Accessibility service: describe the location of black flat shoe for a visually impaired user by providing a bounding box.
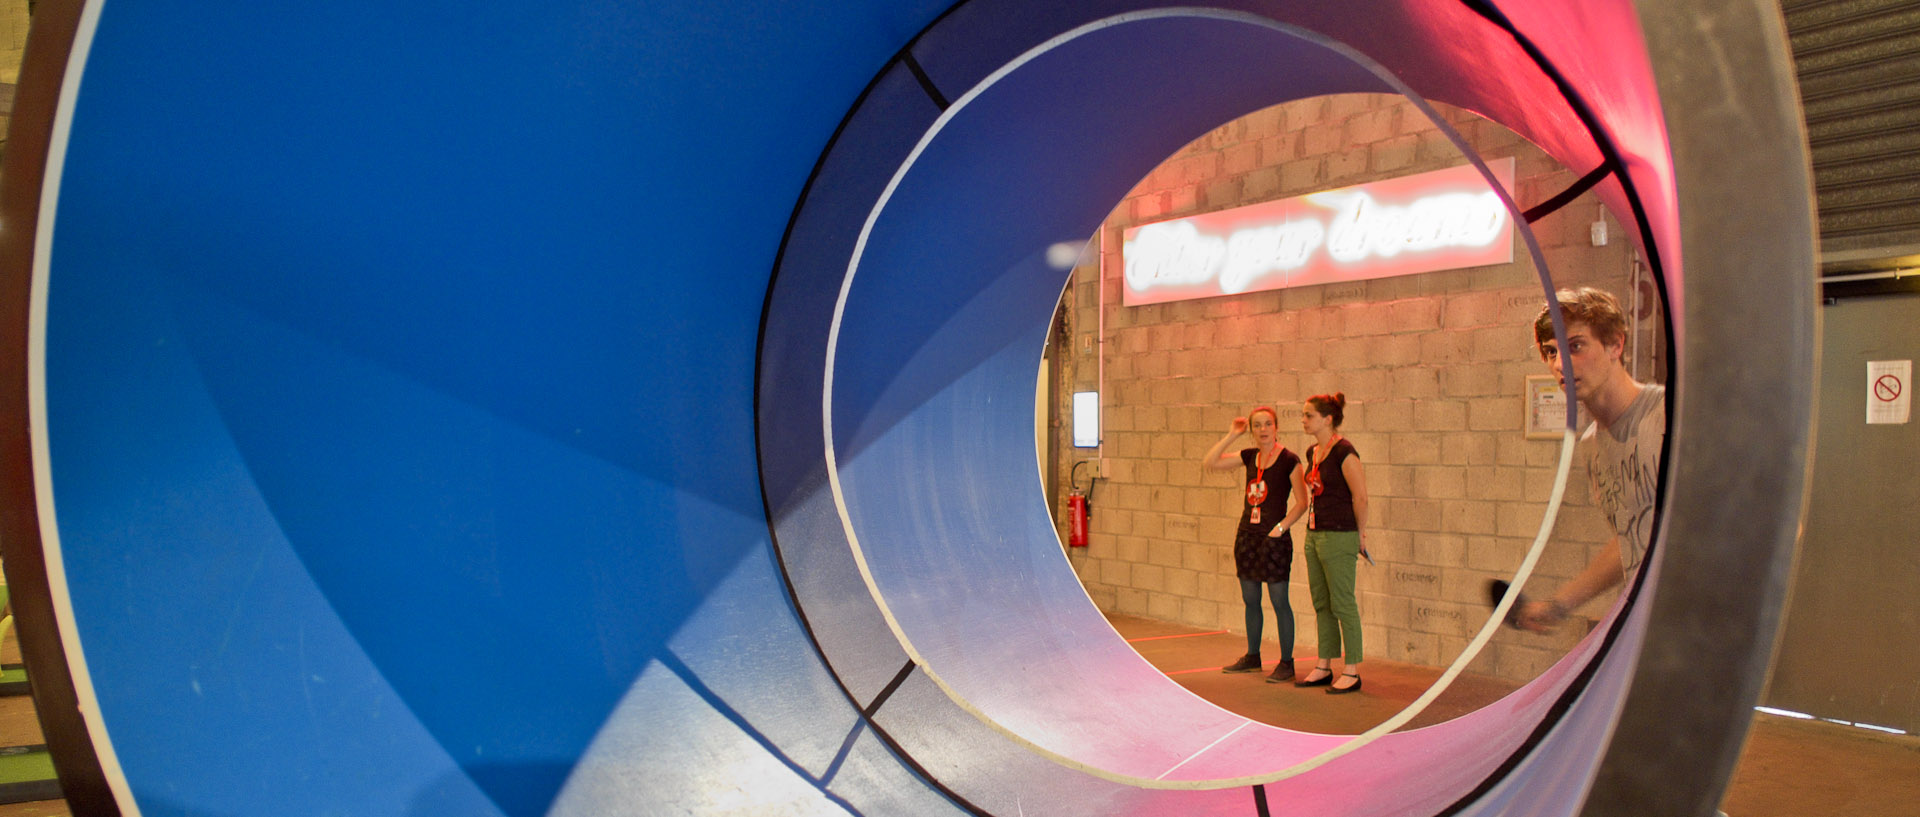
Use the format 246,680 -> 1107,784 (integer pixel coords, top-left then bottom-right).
1327,674 -> 1362,695
1222,654 -> 1263,673
1294,669 -> 1334,687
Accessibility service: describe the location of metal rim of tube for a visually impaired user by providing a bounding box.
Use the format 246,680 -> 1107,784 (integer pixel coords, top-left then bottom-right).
1587,2 -> 1818,815
0,0 -> 122,812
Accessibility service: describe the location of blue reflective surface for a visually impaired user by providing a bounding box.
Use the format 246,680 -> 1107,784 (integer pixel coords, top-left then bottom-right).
51,1 -> 950,813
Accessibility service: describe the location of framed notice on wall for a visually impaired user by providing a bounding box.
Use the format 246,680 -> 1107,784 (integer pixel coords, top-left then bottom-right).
1524,375 -> 1576,439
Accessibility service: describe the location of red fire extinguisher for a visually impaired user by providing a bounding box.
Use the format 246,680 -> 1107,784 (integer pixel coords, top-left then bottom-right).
1068,460 -> 1096,547
1068,493 -> 1089,547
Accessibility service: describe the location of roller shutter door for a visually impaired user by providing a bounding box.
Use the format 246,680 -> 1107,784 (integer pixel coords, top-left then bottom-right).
1784,0 -> 1920,292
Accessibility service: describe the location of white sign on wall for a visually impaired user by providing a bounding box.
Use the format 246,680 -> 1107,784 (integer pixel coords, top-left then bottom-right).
1121,158 -> 1516,306
1868,360 -> 1910,425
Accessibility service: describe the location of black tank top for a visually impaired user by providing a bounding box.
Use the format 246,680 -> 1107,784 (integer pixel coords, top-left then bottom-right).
1305,439 -> 1359,531
1239,447 -> 1298,531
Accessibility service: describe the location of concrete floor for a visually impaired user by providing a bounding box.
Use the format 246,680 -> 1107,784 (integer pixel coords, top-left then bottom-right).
1107,612 -> 1920,816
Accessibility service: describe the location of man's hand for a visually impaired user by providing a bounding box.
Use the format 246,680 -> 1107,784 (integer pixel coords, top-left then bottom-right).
1514,599 -> 1570,633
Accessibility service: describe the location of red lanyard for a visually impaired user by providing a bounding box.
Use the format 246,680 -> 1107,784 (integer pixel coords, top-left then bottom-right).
1247,446 -> 1277,506
1305,437 -> 1337,529
1306,436 -> 1341,496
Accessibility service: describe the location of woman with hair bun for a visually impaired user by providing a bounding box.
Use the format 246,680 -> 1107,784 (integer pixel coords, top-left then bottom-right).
1285,392 -> 1371,694
1201,406 -> 1307,682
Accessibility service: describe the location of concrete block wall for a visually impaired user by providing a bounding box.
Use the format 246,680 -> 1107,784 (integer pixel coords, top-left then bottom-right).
1052,94 -> 1666,685
0,0 -> 28,171
0,0 -> 24,85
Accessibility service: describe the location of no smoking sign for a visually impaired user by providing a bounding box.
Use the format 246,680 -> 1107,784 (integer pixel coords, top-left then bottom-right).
1875,374 -> 1902,402
1868,360 -> 1911,425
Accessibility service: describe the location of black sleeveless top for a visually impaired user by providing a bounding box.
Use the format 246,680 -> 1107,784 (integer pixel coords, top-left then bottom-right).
1305,439 -> 1359,531
1239,447 -> 1299,531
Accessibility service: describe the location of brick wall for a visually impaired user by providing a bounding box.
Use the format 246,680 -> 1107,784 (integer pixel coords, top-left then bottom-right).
0,0 -> 28,169
1051,94 -> 1665,684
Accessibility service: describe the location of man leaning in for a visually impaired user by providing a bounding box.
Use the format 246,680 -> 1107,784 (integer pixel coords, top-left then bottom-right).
1516,287 -> 1665,631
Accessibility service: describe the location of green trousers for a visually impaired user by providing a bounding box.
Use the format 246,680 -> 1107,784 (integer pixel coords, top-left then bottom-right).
1305,529 -> 1362,663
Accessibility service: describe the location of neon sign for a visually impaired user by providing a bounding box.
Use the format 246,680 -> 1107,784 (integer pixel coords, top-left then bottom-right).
1122,158 -> 1515,306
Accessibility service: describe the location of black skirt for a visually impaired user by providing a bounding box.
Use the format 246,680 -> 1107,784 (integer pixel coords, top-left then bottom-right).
1233,527 -> 1293,583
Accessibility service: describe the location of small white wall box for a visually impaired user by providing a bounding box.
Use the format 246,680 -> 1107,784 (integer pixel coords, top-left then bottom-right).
1072,392 -> 1100,448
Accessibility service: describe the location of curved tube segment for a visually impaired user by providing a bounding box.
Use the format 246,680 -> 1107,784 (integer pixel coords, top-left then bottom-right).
0,0 -> 1812,815
768,6 -> 1640,813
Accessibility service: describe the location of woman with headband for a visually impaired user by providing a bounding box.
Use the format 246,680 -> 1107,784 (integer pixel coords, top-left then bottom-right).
1202,406 -> 1307,683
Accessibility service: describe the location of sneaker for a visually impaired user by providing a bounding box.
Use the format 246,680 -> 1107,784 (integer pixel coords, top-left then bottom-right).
1222,654 -> 1263,673
1265,659 -> 1295,683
